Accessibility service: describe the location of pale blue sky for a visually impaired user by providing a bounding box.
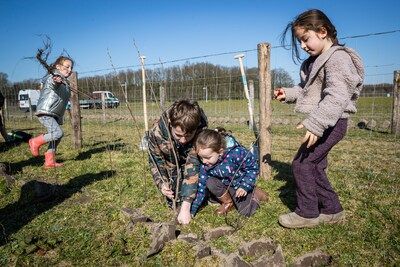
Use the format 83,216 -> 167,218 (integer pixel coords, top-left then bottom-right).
0,0 -> 399,84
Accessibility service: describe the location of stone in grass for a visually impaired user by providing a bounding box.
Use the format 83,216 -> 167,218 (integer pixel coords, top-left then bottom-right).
204,226 -> 235,241
366,119 -> 377,130
0,163 -> 15,187
292,250 -> 332,267
177,233 -> 198,243
238,238 -> 285,267
192,241 -> 212,259
380,120 -> 391,131
121,207 -> 152,224
252,244 -> 285,267
146,223 -> 177,257
223,253 -> 252,267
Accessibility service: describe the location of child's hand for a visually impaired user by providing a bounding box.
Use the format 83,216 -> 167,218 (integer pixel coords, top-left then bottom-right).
297,124 -> 319,148
274,88 -> 286,101
53,75 -> 63,84
235,188 -> 247,198
161,183 -> 174,199
177,201 -> 191,225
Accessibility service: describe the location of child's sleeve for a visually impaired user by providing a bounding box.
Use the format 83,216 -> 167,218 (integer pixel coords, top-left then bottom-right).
283,84 -> 302,103
283,61 -> 308,103
147,127 -> 171,191
236,147 -> 259,192
181,149 -> 201,202
190,165 -> 208,215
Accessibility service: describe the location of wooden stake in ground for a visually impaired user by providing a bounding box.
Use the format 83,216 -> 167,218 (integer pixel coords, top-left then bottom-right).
257,43 -> 272,180
235,53 -> 254,130
391,70 -> 400,136
69,72 -> 82,149
140,55 -> 148,132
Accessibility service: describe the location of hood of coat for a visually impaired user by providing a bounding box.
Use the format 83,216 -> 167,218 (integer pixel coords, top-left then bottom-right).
304,45 -> 364,92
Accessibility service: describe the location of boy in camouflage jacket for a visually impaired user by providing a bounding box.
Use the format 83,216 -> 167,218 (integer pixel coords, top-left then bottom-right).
147,99 -> 207,224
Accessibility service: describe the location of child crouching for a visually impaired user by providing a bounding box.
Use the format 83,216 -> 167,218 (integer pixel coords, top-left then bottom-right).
191,128 -> 268,217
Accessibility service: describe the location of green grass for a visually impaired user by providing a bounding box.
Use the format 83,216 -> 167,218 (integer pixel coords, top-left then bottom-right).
0,98 -> 399,265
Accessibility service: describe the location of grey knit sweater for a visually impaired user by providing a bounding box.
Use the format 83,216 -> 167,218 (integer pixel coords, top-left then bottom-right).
284,46 -> 364,137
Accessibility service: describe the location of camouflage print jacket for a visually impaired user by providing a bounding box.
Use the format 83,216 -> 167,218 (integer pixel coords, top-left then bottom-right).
147,107 -> 208,202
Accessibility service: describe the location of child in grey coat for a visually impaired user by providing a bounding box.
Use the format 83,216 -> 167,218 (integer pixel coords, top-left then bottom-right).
275,9 -> 364,229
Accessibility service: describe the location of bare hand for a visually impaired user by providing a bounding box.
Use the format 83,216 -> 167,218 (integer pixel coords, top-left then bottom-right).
274,88 -> 286,101
53,75 -> 63,84
177,201 -> 191,225
235,188 -> 247,198
296,124 -> 319,148
161,183 -> 174,199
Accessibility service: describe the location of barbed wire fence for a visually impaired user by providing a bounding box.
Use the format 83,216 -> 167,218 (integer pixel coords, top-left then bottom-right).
0,30 -> 399,180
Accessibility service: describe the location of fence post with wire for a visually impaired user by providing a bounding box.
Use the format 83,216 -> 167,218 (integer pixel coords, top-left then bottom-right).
391,70 -> 400,136
257,42 -> 272,180
69,71 -> 82,149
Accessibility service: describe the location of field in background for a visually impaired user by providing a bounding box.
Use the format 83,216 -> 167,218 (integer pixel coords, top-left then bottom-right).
0,98 -> 399,265
4,96 -> 394,126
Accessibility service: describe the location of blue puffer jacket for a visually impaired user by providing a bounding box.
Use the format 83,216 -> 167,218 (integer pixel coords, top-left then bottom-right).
36,70 -> 70,124
191,135 -> 259,215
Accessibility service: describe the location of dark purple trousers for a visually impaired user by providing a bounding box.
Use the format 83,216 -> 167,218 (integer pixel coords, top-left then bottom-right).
293,118 -> 347,218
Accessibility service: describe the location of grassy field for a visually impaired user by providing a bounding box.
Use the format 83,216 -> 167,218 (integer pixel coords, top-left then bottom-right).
0,98 -> 399,266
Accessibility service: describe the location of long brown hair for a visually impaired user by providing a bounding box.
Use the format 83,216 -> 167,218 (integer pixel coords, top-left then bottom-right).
281,9 -> 341,63
36,40 -> 74,75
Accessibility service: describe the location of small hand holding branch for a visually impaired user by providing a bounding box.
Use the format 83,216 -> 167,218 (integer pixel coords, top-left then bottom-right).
296,124 -> 319,148
161,183 -> 174,199
53,75 -> 63,84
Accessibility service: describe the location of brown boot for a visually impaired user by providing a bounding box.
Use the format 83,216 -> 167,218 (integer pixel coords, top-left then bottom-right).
216,191 -> 234,215
252,188 -> 269,203
44,151 -> 63,169
29,134 -> 46,157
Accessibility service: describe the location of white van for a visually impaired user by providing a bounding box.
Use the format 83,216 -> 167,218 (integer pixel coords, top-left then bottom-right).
18,89 -> 40,111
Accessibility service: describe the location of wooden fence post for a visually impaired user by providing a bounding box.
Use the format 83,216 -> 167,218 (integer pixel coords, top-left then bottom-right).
258,43 -> 272,180
391,70 -> 400,136
160,86 -> 165,110
69,72 -> 82,149
4,98 -> 8,121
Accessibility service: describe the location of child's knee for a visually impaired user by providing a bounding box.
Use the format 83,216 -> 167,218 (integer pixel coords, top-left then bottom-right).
54,129 -> 63,140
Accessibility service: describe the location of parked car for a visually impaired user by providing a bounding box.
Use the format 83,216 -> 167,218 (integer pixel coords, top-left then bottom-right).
18,89 -> 40,112
80,91 -> 120,109
67,91 -> 120,109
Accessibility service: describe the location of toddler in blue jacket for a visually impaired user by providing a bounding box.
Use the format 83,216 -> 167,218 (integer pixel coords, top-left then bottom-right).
191,128 -> 268,217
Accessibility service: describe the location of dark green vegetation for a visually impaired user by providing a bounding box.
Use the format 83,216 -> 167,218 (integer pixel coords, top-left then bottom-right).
0,98 -> 399,266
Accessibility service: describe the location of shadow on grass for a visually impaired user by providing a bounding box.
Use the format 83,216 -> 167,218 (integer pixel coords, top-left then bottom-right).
270,159 -> 297,211
8,157 -> 45,175
0,170 -> 116,246
75,142 -> 126,161
0,140 -> 27,153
